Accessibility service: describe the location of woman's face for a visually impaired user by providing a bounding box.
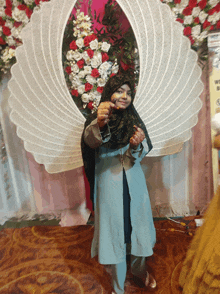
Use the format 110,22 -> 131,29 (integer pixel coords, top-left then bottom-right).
110,84 -> 132,110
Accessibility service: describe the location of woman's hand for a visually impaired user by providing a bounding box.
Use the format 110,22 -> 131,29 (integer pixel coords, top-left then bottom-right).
97,102 -> 117,129
130,125 -> 145,149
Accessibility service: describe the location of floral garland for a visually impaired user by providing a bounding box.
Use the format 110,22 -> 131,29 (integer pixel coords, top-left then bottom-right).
161,0 -> 220,47
0,0 -> 49,80
63,10 -> 119,112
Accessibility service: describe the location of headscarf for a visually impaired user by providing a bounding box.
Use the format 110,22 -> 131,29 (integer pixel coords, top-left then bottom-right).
81,74 -> 152,208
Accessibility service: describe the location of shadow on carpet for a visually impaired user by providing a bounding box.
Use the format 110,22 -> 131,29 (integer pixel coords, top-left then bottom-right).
0,220 -> 196,293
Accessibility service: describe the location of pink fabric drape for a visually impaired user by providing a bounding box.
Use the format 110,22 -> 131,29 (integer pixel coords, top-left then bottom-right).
192,62 -> 214,211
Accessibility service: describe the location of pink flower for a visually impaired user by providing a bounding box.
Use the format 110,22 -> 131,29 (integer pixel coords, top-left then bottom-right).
87,101 -> 94,110
85,83 -> 93,92
86,49 -> 94,58
183,26 -> 192,36
77,59 -> 85,69
71,89 -> 79,97
198,0 -> 207,10
69,40 -> 77,50
97,87 -> 103,93
3,26 -> 11,36
65,66 -> 72,74
102,52 -> 109,62
91,68 -> 100,78
0,37 -> 6,45
182,6 -> 193,16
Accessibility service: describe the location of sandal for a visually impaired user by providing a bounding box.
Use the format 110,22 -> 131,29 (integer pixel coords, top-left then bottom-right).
145,271 -> 157,289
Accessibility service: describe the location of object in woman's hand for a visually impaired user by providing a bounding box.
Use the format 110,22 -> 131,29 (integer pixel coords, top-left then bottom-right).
130,125 -> 145,148
97,101 -> 117,129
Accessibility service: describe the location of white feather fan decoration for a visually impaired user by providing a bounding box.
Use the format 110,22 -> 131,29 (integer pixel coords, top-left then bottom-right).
8,0 -> 203,173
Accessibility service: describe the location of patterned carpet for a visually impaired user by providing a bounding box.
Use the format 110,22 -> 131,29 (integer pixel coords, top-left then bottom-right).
0,219 -> 197,293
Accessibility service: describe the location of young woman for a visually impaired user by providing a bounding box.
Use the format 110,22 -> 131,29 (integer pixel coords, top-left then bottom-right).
81,74 -> 156,294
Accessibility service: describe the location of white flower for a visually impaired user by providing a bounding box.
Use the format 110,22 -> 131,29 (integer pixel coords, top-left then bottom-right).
197,30 -> 208,41
192,7 -> 201,18
13,0 -> 21,5
66,50 -> 75,61
78,70 -> 86,79
179,0 -> 189,8
92,91 -> 102,104
1,47 -> 15,63
5,20 -> 14,29
101,42 -> 111,52
184,15 -> 193,25
77,85 -> 85,95
76,38 -> 84,49
33,6 -> 40,13
208,12 -> 219,25
6,36 -> 17,46
199,11 -> 208,24
12,8 -> 29,24
90,39 -> 99,50
111,64 -> 119,74
209,0 -> 219,8
97,78 -> 106,87
72,51 -> 82,61
71,64 -> 79,74
86,75 -> 96,85
99,61 -> 112,75
91,53 -> 102,68
71,76 -> 82,88
24,0 -> 35,4
11,26 -> 23,40
82,51 -> 91,65
81,93 -> 91,103
0,7 -> 5,17
84,66 -> 92,75
0,0 -> 5,6
192,25 -> 201,39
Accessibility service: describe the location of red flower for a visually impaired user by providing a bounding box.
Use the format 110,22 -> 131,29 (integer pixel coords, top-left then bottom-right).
120,61 -> 130,71
208,7 -> 217,15
183,26 -> 192,36
87,48 -> 94,58
188,0 -> 197,9
182,6 -> 193,16
17,4 -> 27,10
87,101 -> 94,110
203,19 -> 211,29
110,73 -> 116,78
3,26 -> 11,36
5,7 -> 12,17
0,17 -> 5,26
85,83 -> 93,92
217,20 -> 220,29
210,25 -> 215,30
65,66 -> 72,74
35,0 -> 40,4
0,37 -> 6,45
71,89 -> 79,97
176,18 -> 184,24
26,7 -> 32,18
102,52 -> 109,63
77,59 -> 85,69
194,17 -> 200,24
6,0 -> 12,8
91,68 -> 100,78
216,3 -> 220,12
174,0 -> 181,3
69,40 -> 77,50
97,87 -> 104,93
10,45 -> 16,49
188,35 -> 195,45
14,22 -> 22,28
84,34 -> 97,47
198,0 -> 207,10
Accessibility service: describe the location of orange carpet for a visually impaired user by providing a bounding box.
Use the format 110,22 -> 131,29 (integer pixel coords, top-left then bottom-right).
0,219 -> 197,293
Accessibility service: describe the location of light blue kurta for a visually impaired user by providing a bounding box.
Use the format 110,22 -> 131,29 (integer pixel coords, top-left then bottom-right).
84,119 -> 156,265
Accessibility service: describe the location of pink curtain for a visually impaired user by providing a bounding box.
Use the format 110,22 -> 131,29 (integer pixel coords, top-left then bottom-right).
192,62 -> 214,211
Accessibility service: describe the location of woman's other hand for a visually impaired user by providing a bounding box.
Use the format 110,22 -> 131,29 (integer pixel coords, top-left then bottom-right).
97,102 -> 117,129
130,125 -> 145,149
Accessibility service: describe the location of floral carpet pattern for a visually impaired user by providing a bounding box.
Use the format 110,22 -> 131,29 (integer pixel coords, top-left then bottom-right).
0,220 -> 196,293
